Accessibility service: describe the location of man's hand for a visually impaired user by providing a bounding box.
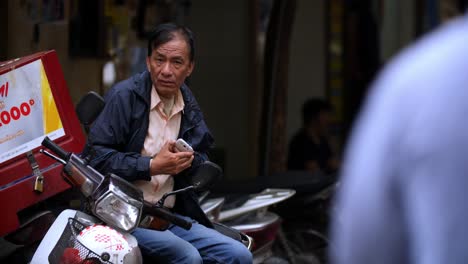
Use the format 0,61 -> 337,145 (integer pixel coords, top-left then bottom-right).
150,141 -> 194,175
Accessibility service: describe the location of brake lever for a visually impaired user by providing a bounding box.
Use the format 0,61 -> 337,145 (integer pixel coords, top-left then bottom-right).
40,149 -> 66,165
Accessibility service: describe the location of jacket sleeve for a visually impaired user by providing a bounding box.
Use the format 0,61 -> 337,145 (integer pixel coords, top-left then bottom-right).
182,109 -> 215,181
194,113 -> 214,161
87,89 -> 151,182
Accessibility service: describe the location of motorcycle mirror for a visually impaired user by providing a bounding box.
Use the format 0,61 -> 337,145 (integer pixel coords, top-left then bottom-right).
191,161 -> 222,191
76,91 -> 105,128
156,161 -> 222,207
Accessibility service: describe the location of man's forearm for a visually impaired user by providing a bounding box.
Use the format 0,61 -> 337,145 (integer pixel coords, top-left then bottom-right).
90,145 -> 152,181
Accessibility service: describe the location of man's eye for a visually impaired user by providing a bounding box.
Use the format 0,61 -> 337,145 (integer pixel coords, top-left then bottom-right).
173,61 -> 183,68
155,58 -> 164,64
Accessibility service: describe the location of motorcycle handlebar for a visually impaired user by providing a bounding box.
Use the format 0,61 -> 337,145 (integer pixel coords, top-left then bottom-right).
41,136 -> 70,161
144,203 -> 192,230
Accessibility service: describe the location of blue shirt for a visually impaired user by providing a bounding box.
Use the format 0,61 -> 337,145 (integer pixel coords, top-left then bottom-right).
331,15 -> 468,264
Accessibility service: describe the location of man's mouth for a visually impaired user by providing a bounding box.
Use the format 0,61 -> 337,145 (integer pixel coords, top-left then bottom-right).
159,80 -> 174,86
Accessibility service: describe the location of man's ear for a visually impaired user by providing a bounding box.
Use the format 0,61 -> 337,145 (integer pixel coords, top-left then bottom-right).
146,56 -> 151,71
186,61 -> 195,77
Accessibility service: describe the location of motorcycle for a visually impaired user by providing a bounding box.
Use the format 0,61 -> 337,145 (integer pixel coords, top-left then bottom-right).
31,135 -> 242,263
201,186 -> 296,264
202,170 -> 338,264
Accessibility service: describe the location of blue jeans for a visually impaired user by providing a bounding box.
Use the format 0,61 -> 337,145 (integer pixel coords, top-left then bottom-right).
132,215 -> 252,263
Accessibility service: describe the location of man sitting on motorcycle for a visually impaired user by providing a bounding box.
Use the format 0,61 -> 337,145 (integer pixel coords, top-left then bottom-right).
87,22 -> 252,263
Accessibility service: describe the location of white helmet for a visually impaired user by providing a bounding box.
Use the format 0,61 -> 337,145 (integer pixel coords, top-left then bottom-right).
73,224 -> 140,263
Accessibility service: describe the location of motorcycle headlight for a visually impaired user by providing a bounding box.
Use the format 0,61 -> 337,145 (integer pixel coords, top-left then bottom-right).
93,175 -> 143,233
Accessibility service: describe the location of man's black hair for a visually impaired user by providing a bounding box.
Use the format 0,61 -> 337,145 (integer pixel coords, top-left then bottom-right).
302,98 -> 332,125
147,23 -> 195,62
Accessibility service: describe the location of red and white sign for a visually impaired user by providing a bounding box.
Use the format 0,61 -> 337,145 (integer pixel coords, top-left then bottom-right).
0,59 -> 65,163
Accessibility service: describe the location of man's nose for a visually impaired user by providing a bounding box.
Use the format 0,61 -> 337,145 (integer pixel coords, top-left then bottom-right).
161,62 -> 172,76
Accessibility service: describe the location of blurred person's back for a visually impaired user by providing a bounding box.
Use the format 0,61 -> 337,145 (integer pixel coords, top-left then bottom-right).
331,15 -> 468,264
288,98 -> 339,175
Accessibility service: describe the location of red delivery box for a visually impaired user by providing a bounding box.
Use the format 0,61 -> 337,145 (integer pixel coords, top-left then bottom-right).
0,51 -> 85,236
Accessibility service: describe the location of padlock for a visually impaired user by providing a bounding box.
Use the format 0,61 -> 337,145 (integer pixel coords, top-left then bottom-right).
34,175 -> 44,193
27,151 -> 44,193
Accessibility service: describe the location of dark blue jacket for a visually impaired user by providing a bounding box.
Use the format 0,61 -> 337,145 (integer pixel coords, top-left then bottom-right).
88,71 -> 214,227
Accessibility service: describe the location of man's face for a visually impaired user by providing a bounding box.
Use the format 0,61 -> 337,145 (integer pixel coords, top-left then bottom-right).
307,111 -> 332,136
146,34 -> 194,98
317,111 -> 332,134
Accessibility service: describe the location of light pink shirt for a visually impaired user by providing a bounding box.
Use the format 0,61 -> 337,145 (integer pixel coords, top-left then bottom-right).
133,86 -> 184,207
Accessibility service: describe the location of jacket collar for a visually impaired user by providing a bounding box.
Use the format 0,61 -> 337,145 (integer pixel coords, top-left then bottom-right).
134,71 -> 152,107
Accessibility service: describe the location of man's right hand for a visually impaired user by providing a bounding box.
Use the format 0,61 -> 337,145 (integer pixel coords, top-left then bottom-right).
150,141 -> 194,175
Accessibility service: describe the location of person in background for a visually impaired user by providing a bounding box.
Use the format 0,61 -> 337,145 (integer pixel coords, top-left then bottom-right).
88,23 -> 252,263
288,98 -> 339,175
330,15 -> 468,264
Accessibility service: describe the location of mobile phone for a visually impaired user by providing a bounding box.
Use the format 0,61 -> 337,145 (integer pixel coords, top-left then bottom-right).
175,138 -> 194,153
